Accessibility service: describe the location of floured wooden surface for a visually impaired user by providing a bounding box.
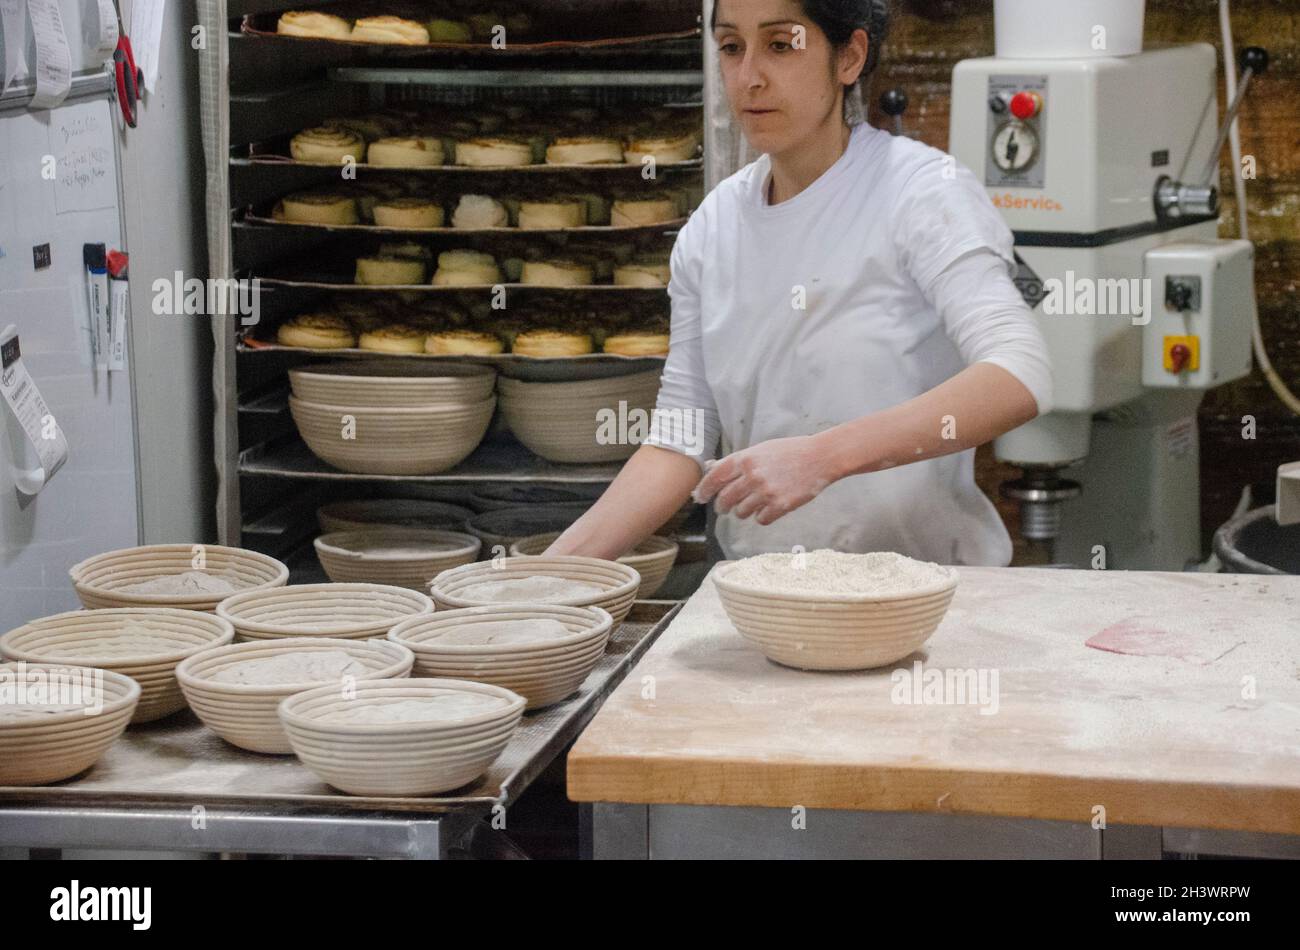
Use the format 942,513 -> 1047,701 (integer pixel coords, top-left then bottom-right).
568,566 -> 1300,834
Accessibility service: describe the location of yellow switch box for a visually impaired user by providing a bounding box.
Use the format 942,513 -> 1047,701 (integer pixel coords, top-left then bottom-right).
1163,335 -> 1201,373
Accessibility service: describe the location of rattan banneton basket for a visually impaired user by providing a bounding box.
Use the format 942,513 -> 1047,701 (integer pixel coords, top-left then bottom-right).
177,637 -> 415,753
510,532 -> 677,597
712,563 -> 959,671
496,371 -> 660,463
216,583 -> 434,641
277,678 -> 526,796
69,544 -> 289,612
428,556 -> 639,628
289,360 -> 496,408
314,529 -> 481,590
0,663 -> 141,785
290,395 -> 495,475
1,607 -> 236,722
389,604 -> 612,709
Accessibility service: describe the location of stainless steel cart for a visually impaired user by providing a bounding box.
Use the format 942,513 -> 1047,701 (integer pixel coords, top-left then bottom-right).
0,602 -> 678,859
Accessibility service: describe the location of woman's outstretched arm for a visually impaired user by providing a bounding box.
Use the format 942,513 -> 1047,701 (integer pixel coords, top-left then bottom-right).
546,202 -> 719,559
544,445 -> 703,559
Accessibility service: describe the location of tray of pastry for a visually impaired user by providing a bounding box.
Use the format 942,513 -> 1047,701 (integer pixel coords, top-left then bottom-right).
242,1 -> 702,54
239,337 -> 667,365
242,287 -> 672,358
239,163 -> 697,231
242,206 -> 687,237
248,239 -> 675,292
236,130 -> 703,174
242,193 -> 688,236
255,273 -> 672,293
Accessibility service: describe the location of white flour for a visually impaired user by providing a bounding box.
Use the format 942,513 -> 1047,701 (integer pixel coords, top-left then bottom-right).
208,650 -> 369,686
33,624 -> 178,658
354,544 -> 463,558
425,618 -> 574,645
119,571 -> 238,596
457,576 -> 605,604
313,690 -> 509,724
724,549 -> 952,597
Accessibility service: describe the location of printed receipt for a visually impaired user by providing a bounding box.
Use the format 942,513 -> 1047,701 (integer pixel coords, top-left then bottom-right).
84,0 -> 119,59
1,325 -> 69,495
25,0 -> 71,109
0,0 -> 27,95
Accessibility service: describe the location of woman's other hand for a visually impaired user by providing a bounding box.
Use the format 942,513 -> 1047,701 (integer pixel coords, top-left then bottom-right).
693,434 -> 840,525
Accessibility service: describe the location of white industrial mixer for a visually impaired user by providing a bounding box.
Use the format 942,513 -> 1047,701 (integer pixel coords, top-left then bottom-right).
948,0 -> 1265,568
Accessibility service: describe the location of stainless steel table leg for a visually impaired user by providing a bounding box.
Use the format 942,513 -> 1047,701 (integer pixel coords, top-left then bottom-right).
643,805 -> 1100,859
587,803 -> 649,860
1101,825 -> 1163,860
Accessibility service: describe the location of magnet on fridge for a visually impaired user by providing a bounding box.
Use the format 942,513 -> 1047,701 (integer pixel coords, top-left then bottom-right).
32,243 -> 51,269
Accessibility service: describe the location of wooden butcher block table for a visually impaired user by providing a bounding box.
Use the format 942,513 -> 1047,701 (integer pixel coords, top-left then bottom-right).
568,565 -> 1300,859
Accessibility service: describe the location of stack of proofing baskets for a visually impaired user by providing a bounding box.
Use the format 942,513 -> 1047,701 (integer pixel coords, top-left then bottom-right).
288,361 -> 497,474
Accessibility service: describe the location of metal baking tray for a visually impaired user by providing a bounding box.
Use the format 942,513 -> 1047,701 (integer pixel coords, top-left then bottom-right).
0,601 -> 682,815
241,203 -> 688,237
237,339 -> 664,370
252,272 -> 672,293
239,435 -> 629,484
240,3 -> 702,55
236,342 -> 665,376
235,137 -> 703,174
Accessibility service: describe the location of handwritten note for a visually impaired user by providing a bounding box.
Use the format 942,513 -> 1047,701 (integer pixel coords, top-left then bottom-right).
51,110 -> 115,214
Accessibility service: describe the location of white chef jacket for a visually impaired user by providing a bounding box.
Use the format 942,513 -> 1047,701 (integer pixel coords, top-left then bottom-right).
643,120 -> 1053,566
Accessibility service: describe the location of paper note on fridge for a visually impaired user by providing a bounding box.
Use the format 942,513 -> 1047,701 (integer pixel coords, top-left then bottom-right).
52,108 -> 116,214
129,0 -> 166,93
0,325 -> 69,495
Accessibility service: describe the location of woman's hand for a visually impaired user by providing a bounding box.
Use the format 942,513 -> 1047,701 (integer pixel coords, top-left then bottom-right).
693,434 -> 841,525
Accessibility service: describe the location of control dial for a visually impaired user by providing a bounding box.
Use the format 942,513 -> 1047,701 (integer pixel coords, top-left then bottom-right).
992,121 -> 1039,173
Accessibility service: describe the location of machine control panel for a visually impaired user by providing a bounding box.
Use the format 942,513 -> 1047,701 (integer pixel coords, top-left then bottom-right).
985,75 -> 1048,189
1142,240 -> 1255,389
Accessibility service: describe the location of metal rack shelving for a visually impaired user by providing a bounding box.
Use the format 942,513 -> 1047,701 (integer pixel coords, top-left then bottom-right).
239,437 -> 630,484
206,1 -> 706,569
328,67 -> 704,87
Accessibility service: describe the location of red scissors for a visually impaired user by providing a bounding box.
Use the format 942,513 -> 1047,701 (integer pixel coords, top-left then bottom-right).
112,2 -> 142,128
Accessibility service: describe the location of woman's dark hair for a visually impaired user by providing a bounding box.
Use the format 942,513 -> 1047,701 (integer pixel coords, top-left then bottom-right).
710,0 -> 891,90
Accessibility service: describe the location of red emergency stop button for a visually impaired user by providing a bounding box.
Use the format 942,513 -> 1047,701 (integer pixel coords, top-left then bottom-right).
1010,91 -> 1042,120
1169,343 -> 1192,373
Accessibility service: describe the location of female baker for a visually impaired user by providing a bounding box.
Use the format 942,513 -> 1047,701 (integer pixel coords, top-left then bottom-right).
548,0 -> 1052,566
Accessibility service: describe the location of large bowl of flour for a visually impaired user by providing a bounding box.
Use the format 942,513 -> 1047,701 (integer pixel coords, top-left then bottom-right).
713,550 -> 957,671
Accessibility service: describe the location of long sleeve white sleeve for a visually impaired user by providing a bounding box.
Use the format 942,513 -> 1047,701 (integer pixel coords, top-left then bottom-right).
891,151 -> 1054,414
641,215 -> 723,471
926,247 -> 1055,414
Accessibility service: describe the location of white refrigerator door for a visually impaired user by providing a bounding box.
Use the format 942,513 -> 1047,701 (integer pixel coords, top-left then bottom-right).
0,94 -> 140,630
